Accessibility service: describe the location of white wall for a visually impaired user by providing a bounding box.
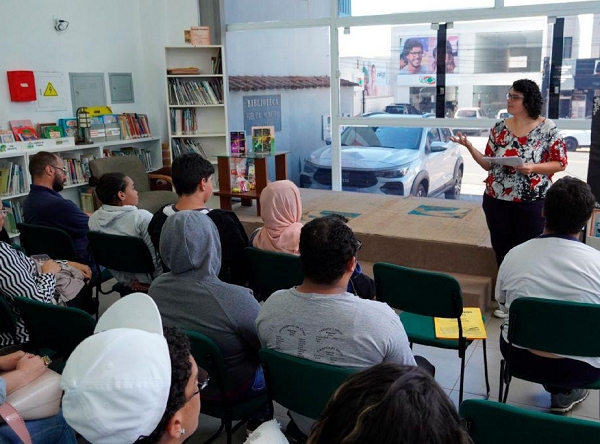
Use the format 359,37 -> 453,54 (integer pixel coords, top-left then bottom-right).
0,0 -> 198,143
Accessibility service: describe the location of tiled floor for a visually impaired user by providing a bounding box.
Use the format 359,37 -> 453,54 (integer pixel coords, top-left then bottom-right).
97,291 -> 600,444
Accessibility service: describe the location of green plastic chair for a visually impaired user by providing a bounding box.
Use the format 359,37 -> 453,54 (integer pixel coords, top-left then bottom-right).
11,296 -> 96,365
259,348 -> 358,421
244,247 -> 303,301
500,297 -> 600,410
460,398 -> 600,444
185,330 -> 268,444
17,222 -> 78,261
87,231 -> 156,297
373,262 -> 490,404
0,294 -> 18,345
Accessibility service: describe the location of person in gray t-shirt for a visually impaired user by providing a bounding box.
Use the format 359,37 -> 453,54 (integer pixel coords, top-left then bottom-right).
256,215 -> 416,437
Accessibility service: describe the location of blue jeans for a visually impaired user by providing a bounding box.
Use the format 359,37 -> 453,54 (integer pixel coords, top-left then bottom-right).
0,409 -> 77,444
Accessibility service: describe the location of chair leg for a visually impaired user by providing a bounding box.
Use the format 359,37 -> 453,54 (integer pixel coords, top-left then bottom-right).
225,417 -> 233,444
482,339 -> 490,399
459,353 -> 466,405
499,359 -> 504,401
500,359 -> 511,403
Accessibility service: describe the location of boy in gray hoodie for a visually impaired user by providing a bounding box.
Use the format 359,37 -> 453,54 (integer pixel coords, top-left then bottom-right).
148,210 -> 264,401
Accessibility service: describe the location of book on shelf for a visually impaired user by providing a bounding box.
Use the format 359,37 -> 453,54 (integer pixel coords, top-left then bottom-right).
1,200 -> 20,234
43,125 -> 64,139
13,126 -> 38,141
167,67 -> 200,75
434,307 -> 487,340
79,187 -> 96,215
0,131 -> 15,143
171,139 -> 208,159
170,109 -> 198,135
230,131 -> 246,156
251,126 -> 275,155
0,161 -> 11,195
211,51 -> 222,74
106,146 -> 153,171
58,118 -> 78,138
168,78 -> 222,105
102,114 -> 121,141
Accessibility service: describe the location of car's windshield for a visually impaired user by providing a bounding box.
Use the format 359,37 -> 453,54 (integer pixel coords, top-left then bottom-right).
340,126 -> 422,150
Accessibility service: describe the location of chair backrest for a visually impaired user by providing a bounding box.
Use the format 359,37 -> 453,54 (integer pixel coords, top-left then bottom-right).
17,223 -> 78,261
87,231 -> 155,275
184,330 -> 230,398
460,398 -> 600,444
0,294 -> 17,344
89,156 -> 150,193
373,262 -> 463,318
12,296 -> 96,359
244,247 -> 303,300
259,348 -> 358,420
508,297 -> 600,357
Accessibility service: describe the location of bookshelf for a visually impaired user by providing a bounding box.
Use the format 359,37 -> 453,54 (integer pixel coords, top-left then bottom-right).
165,46 -> 228,177
0,137 -> 162,238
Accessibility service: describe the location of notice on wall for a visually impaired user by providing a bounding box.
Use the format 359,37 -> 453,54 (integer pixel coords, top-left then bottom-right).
243,94 -> 281,134
35,72 -> 66,111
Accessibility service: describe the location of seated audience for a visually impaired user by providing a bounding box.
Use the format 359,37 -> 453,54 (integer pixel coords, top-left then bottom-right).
0,216 -> 94,347
148,153 -> 248,285
251,181 -> 375,299
61,293 -> 205,444
88,172 -> 162,287
256,215 -> 417,439
0,351 -> 77,444
307,363 -> 470,444
496,176 -> 600,413
23,152 -> 94,267
149,211 -> 264,402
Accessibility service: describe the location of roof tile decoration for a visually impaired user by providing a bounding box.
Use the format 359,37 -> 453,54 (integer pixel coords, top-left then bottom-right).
229,76 -> 357,91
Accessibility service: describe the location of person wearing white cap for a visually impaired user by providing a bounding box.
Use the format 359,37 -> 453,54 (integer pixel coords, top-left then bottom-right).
61,293 -> 207,444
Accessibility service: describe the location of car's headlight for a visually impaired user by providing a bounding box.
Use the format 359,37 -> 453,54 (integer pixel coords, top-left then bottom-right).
303,161 -> 318,174
376,166 -> 409,178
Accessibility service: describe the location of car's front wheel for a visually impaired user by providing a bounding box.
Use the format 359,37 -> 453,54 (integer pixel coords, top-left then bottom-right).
445,167 -> 463,200
413,182 -> 427,197
564,136 -> 578,152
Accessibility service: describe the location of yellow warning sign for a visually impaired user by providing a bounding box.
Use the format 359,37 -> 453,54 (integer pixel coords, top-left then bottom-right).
43,82 -> 58,97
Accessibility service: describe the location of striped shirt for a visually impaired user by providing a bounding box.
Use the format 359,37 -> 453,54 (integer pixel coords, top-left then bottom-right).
0,242 -> 56,346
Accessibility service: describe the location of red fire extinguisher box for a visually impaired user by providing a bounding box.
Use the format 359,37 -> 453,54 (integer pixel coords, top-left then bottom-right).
7,71 -> 37,102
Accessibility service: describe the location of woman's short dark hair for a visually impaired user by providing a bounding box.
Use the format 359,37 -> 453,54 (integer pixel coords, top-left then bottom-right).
512,79 -> 543,119
136,327 -> 192,444
308,363 -> 472,444
91,172 -> 128,205
299,215 -> 360,285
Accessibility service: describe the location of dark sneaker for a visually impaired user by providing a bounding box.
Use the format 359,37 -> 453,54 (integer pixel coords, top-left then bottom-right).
550,389 -> 589,413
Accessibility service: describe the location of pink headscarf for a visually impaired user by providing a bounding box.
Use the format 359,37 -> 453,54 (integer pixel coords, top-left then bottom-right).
253,180 -> 303,255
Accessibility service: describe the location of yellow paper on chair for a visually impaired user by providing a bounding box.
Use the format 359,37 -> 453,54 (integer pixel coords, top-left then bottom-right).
434,307 -> 487,340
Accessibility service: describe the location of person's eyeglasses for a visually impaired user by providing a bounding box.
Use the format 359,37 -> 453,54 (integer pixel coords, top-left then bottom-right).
506,93 -> 524,101
185,367 -> 209,403
408,51 -> 424,56
49,165 -> 68,174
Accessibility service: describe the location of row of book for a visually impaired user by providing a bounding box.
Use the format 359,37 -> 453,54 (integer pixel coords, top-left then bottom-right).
62,154 -> 95,187
171,139 -> 208,159
79,187 -> 96,215
118,114 -> 152,140
168,78 -> 223,106
0,161 -> 26,196
103,147 -> 153,171
170,109 -> 198,135
1,200 -> 23,234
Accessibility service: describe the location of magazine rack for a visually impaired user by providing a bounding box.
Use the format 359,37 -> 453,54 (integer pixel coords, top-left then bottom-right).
214,152 -> 288,216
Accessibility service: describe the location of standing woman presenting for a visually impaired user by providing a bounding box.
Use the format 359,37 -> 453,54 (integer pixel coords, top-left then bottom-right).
451,79 -> 567,315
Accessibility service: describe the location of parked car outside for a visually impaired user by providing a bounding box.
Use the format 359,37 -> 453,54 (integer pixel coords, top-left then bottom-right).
496,109 -> 512,119
384,103 -> 422,115
454,107 -> 489,136
560,129 -> 591,152
300,113 -> 464,199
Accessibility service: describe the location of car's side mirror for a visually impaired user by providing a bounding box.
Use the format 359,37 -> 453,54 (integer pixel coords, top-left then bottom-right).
430,141 -> 447,152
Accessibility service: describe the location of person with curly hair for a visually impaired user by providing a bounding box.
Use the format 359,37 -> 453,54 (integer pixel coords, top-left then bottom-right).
451,79 -> 567,318
307,363 -> 471,444
256,215 -> 415,440
61,293 -> 206,444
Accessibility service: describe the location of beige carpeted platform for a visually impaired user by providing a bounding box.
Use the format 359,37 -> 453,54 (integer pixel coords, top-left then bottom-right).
230,189 -> 498,311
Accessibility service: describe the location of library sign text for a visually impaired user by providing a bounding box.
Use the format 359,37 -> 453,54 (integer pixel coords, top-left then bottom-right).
243,95 -> 281,134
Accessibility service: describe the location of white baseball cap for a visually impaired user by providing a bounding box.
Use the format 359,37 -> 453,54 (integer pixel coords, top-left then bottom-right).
61,293 -> 171,444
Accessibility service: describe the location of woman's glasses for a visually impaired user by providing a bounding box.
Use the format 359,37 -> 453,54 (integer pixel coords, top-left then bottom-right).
506,93 -> 524,101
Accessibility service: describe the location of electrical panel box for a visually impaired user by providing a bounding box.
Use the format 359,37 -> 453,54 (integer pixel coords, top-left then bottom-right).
7,71 -> 36,102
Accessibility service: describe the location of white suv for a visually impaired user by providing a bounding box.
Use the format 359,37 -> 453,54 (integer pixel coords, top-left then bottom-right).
300,114 -> 464,199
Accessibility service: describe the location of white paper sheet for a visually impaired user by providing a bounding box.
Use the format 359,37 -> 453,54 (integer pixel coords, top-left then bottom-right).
482,156 -> 524,167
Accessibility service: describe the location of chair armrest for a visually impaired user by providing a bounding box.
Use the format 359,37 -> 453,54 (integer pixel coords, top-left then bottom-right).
149,174 -> 174,191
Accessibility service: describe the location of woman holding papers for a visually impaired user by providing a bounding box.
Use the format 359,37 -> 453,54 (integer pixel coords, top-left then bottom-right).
451,79 -> 567,312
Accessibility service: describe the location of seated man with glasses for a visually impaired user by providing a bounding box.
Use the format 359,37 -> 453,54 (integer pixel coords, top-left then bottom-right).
400,38 -> 431,75
62,293 -> 207,444
23,151 -> 94,267
256,215 -> 417,440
